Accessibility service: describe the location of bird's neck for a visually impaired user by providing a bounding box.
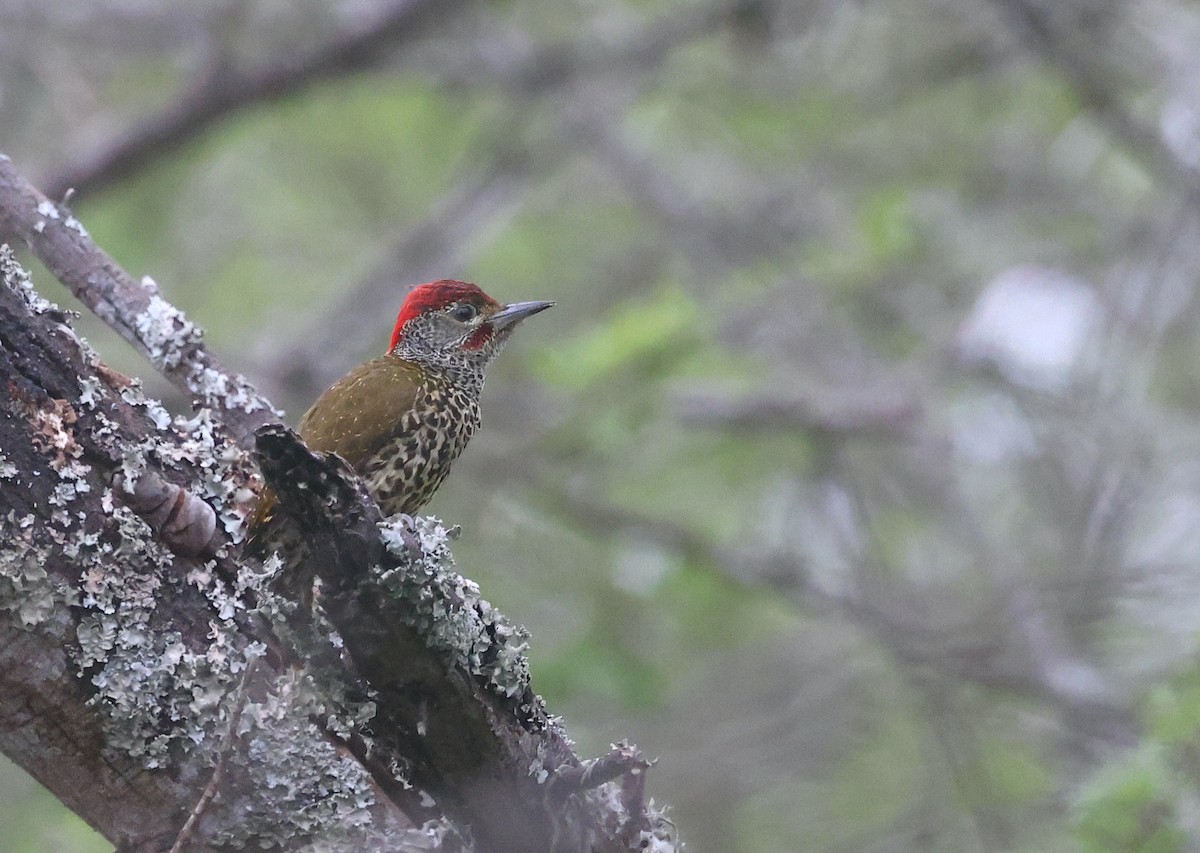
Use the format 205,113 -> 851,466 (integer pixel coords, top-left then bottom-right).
392,344 -> 488,398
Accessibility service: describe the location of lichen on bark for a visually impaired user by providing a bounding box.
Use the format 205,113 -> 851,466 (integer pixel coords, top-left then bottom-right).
0,241 -> 674,851
0,246 -> 412,849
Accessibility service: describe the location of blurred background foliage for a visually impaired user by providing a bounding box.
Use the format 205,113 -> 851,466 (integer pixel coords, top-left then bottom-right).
6,0 -> 1200,850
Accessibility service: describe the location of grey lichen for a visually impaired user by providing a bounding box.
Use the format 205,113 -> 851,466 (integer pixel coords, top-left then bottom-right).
170,409 -> 258,543
79,501 -> 386,847
377,515 -> 533,700
134,284 -> 202,371
2,248 -> 405,846
637,812 -> 681,853
132,275 -> 275,417
0,516 -> 64,627
2,246 -> 53,316
63,215 -> 89,238
225,669 -> 379,845
195,565 -> 387,847
77,376 -> 102,409
119,383 -> 173,430
188,364 -> 276,416
78,504 -> 377,845
33,200 -> 60,235
526,736 -> 554,785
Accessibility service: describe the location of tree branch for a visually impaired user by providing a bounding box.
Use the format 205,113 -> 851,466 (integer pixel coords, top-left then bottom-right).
544,485 -> 1138,748
675,389 -> 922,439
986,0 -> 1200,201
0,154 -> 276,447
254,424 -> 668,851
0,158 -> 677,844
0,245 -> 418,850
40,0 -> 464,202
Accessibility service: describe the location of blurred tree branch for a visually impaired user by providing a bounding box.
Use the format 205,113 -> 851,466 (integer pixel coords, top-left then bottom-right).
270,133 -> 543,401
40,0 -> 464,202
543,471 -> 1138,749
675,389 -> 922,438
987,0 -> 1200,199
273,0 -> 757,397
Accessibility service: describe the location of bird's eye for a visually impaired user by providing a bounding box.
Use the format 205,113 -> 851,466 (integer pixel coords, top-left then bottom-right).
451,303 -> 478,322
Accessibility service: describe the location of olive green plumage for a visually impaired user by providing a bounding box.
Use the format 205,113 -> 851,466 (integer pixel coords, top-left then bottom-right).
299,355 -> 475,516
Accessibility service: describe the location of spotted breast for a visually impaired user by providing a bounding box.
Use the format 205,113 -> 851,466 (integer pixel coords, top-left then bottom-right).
357,376 -> 481,517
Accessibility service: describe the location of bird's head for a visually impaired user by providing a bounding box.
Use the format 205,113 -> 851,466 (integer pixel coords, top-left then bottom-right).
388,280 -> 553,378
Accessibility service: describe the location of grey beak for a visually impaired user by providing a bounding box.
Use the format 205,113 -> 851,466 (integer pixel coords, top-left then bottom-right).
489,300 -> 555,331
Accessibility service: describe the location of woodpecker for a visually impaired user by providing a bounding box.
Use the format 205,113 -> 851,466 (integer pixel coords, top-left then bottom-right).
246,280 -> 553,558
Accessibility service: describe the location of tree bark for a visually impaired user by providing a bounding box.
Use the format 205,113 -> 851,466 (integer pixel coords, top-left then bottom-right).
0,151 -> 676,851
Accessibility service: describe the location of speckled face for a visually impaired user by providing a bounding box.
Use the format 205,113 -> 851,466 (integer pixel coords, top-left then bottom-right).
391,307 -> 503,396
387,280 -> 553,393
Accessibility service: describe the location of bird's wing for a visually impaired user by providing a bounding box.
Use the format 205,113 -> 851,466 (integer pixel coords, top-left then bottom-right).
243,357 -> 424,553
296,355 -> 425,468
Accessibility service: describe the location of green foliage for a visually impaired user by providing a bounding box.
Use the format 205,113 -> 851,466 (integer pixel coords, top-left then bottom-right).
825,708 -> 922,832
809,184 -> 924,280
859,185 -> 920,264
0,756 -> 108,852
1068,661 -> 1200,853
734,708 -> 922,853
725,92 -> 843,163
971,735 -> 1055,807
532,284 -> 702,390
656,563 -> 782,651
476,197 -> 652,295
866,505 -> 930,571
534,617 -> 664,710
1074,751 -> 1185,853
1148,670 -> 1200,745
